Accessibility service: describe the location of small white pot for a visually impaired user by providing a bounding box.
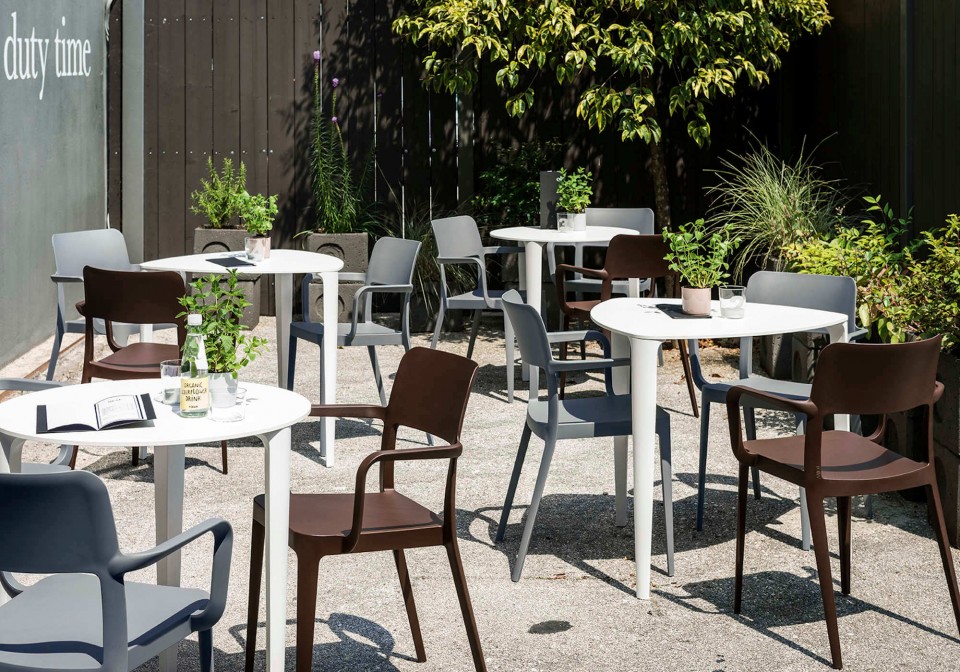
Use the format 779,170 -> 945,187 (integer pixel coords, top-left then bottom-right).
681,287 -> 712,316
557,211 -> 587,232
209,372 -> 239,408
244,235 -> 271,261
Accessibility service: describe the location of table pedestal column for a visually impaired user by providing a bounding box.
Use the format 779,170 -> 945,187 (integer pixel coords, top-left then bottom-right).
155,444 -> 186,672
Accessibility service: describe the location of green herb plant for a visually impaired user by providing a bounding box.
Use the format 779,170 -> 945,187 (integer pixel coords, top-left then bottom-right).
190,157 -> 247,228
663,219 -> 740,288
240,192 -> 278,237
177,270 -> 268,375
556,167 -> 593,214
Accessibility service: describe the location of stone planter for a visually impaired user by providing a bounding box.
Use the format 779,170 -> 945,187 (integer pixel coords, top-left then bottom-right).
193,228 -> 260,328
302,233 -> 368,323
209,371 -> 239,408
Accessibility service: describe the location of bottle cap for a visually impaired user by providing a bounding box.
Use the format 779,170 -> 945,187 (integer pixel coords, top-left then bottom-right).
187,313 -> 202,326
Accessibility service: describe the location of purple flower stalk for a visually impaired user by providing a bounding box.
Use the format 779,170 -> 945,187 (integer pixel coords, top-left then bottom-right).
332,77 -> 340,88
313,50 -> 321,62
331,116 -> 338,123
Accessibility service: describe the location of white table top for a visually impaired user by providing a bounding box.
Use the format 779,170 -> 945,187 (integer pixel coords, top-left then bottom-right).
490,225 -> 638,244
591,297 -> 847,341
141,249 -> 344,276
0,379 -> 311,446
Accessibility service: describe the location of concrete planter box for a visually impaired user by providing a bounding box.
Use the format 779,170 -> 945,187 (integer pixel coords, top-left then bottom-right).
302,233 -> 369,323
193,228 -> 260,329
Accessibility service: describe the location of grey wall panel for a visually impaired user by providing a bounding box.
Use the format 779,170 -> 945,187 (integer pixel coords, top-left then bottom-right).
0,0 -> 106,368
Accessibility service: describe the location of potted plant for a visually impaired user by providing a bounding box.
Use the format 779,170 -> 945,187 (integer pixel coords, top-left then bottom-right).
178,270 -> 268,408
663,219 -> 739,315
240,191 -> 278,261
555,167 -> 593,232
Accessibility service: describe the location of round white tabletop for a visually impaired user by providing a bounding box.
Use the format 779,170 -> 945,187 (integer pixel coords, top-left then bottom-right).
590,297 -> 848,341
490,225 -> 637,245
0,378 -> 311,446
140,248 -> 344,275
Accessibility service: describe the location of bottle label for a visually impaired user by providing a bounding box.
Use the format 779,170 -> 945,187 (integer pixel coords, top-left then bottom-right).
180,376 -> 209,413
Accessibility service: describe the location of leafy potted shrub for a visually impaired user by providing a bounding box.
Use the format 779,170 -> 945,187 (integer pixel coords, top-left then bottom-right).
663,219 -> 739,315
555,167 -> 593,232
178,270 -> 268,407
241,192 -> 278,261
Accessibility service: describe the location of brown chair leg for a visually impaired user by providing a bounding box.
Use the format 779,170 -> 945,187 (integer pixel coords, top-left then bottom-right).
925,478 -> 960,632
221,440 -> 229,475
678,339 -> 699,418
734,463 -> 749,614
68,446 -> 79,470
445,541 -> 487,672
394,549 -> 426,662
807,496 -> 843,670
837,496 -> 852,595
244,519 -> 265,672
131,448 -> 139,467
295,553 -> 321,672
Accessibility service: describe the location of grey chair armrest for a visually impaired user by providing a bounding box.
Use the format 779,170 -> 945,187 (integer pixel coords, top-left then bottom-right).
849,327 -> 868,342
0,378 -> 66,393
482,245 -> 523,256
546,329 -> 610,350
338,272 -> 367,283
0,571 -> 27,598
436,256 -> 493,307
347,284 -> 415,340
547,358 -> 629,374
51,274 -> 84,284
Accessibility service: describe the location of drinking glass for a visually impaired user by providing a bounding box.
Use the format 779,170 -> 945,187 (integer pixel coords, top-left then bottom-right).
159,359 -> 182,405
211,387 -> 247,422
719,285 -> 746,319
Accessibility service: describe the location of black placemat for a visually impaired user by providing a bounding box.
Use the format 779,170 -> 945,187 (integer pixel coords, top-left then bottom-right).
656,303 -> 713,320
208,256 -> 256,268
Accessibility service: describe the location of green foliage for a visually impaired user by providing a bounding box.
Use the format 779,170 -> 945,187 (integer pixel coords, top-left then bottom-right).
240,192 -> 278,236
190,157 -> 247,229
177,271 -> 268,374
393,1 -> 831,148
707,140 -> 850,279
556,167 -> 593,214
663,219 -> 740,288
473,140 -> 561,228
308,60 -> 378,235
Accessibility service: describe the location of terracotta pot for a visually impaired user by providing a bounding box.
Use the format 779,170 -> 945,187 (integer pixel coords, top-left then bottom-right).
681,286 -> 712,316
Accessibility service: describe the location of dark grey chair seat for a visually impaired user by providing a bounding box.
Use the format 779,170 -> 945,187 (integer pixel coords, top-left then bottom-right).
0,574 -> 208,670
527,395 -> 670,442
701,375 -> 811,404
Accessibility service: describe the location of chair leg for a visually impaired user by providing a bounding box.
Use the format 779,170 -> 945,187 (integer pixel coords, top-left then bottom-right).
367,346 -> 387,406
659,422 -> 675,578
744,408 -> 762,500
287,334 -> 298,392
67,446 -> 79,470
800,487 -> 812,552
807,495 -> 843,670
559,315 -> 570,398
131,447 -> 139,467
925,478 -> 960,633
496,425 -> 531,542
512,432 -> 557,581
295,554 -> 321,672
431,303 -> 446,349
678,339 -> 699,418
734,463 -> 749,614
696,399 -> 711,531
393,549 -> 427,662
613,436 -> 628,528
446,540 -> 488,672
244,519 -> 265,672
503,310 -> 515,403
221,440 -> 229,475
466,309 -> 482,360
837,496 -> 852,595
46,322 -> 64,381
199,628 -> 214,672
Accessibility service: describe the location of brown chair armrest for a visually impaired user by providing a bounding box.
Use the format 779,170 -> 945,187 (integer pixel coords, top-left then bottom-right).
726,386 -> 818,463
310,404 -> 387,421
555,263 -> 607,281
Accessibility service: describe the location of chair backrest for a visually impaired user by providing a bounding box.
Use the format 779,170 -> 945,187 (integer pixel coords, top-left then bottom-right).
746,271 -> 858,334
603,234 -> 673,283
0,471 -> 120,574
586,207 -> 655,234
502,289 -> 553,370
810,337 -> 942,418
52,228 -> 134,277
385,347 -> 479,445
431,215 -> 484,259
367,237 -> 421,286
82,267 -> 187,345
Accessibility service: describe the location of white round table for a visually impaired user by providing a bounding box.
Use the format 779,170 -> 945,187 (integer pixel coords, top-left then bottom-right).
590,297 -> 849,599
141,249 -> 343,464
0,379 -> 309,672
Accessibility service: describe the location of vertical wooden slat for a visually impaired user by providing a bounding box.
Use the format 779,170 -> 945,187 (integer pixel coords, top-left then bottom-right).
156,1 -> 187,258
213,0 -> 242,161
239,0 -> 269,199
374,0 -> 403,223
184,0 -> 214,252
143,0 -> 160,259
294,0 -> 323,233
401,52 -> 432,219
430,91 -> 459,213
107,1 -> 123,231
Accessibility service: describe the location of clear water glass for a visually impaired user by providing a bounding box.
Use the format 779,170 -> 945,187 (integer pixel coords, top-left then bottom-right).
211,387 -> 247,423
160,359 -> 182,405
719,285 -> 746,319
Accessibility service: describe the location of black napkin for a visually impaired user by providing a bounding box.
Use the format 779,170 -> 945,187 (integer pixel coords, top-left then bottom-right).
208,256 -> 256,268
656,303 -> 713,320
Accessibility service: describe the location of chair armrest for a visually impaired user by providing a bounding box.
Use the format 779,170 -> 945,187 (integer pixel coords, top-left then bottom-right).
0,571 -> 27,598
849,327 -> 868,342
555,263 -> 607,281
725,385 -> 817,417
547,357 -> 629,375
546,329 -> 609,346
310,404 -> 387,421
347,285 -> 415,340
51,274 -> 84,284
483,245 -> 523,256
338,272 -> 367,283
0,378 -> 66,393
437,256 -> 492,307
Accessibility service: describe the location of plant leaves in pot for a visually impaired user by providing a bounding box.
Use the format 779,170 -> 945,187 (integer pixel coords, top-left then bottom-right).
177,270 -> 269,407
241,192 -> 278,261
556,167 -> 593,232
663,219 -> 740,316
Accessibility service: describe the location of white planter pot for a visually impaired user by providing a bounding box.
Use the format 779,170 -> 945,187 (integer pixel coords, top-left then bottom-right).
557,211 -> 587,232
245,235 -> 271,261
209,372 -> 239,408
681,286 -> 712,316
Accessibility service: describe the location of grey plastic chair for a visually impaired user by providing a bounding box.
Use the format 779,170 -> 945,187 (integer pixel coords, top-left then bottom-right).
288,237 -> 421,406
688,271 -> 866,545
0,379 -> 74,473
430,216 -> 524,402
496,290 -> 674,581
0,470 -> 232,672
48,228 -> 176,381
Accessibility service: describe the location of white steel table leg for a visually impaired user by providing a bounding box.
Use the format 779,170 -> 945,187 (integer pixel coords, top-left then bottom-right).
154,444 -> 186,672
260,428 -> 291,672
523,241 -> 543,399
319,270 -> 338,466
275,273 -> 293,390
138,324 -> 154,463
517,251 -> 529,383
631,339 -> 661,599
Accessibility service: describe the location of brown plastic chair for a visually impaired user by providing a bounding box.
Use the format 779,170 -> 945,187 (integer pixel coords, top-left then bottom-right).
78,266 -> 228,474
728,336 -> 960,669
555,234 -> 699,414
244,347 -> 487,672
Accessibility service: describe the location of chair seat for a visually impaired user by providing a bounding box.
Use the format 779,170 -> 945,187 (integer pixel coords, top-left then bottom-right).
253,491 -> 444,554
703,374 -> 812,405
745,430 -> 928,490
290,320 -> 404,346
96,342 -> 181,371
526,394 -> 669,441
0,574 -> 208,670
446,288 -> 525,311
